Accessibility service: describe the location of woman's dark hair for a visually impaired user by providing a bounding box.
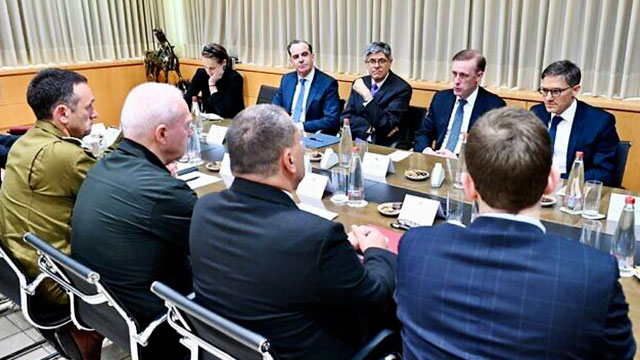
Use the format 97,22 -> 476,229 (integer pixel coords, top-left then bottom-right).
202,43 -> 231,68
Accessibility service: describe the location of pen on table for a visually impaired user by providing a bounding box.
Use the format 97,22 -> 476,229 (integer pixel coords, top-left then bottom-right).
185,176 -> 200,183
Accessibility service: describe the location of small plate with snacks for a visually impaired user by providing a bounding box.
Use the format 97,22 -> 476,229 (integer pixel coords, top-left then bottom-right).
307,150 -> 323,162
404,169 -> 429,181
377,202 -> 403,217
205,161 -> 222,172
541,195 -> 557,207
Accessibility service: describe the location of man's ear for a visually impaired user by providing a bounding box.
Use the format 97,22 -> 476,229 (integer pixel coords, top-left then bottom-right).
462,172 -> 478,200
53,104 -> 69,125
543,166 -> 561,195
154,124 -> 168,145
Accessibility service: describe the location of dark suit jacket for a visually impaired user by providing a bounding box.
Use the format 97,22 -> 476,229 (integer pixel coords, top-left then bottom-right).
272,68 -> 341,134
184,67 -> 245,118
413,87 -> 506,152
190,178 -> 397,360
531,100 -> 619,186
341,71 -> 412,146
396,216 -> 635,360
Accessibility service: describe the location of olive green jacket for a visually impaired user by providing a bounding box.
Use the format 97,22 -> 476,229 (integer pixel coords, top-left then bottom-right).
0,120 -> 96,302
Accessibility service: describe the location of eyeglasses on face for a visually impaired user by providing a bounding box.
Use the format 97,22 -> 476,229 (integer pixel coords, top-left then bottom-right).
538,87 -> 571,98
365,58 -> 389,66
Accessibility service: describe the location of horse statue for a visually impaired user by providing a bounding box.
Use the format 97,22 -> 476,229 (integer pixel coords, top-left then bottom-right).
144,28 -> 188,92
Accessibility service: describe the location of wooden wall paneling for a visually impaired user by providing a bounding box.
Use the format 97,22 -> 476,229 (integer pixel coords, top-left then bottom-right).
610,110 -> 640,190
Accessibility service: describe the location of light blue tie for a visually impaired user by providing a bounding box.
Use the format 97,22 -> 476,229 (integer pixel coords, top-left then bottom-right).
445,98 -> 467,152
292,78 -> 306,123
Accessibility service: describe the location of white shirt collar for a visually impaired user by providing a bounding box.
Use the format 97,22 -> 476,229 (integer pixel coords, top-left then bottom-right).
297,67 -> 315,84
459,86 -> 479,108
552,98 -> 577,124
373,71 -> 390,89
479,212 -> 546,233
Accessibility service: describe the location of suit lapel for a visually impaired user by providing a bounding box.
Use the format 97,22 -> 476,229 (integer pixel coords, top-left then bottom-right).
566,100 -> 587,168
283,73 -> 296,113
305,72 -> 320,113
469,87 -> 486,128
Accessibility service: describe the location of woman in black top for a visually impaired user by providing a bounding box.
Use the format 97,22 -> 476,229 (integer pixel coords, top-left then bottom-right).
184,43 -> 245,118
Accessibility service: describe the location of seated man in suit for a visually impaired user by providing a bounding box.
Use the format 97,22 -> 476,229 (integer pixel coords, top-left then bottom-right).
190,104 -> 397,360
341,42 -> 412,146
413,49 -> 505,157
531,60 -> 619,185
272,39 -> 341,134
397,107 -> 635,359
72,83 -> 197,358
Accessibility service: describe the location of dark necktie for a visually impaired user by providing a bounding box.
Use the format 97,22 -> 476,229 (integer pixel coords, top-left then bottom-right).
549,115 -> 563,152
292,78 -> 306,123
445,99 -> 467,152
371,83 -> 379,97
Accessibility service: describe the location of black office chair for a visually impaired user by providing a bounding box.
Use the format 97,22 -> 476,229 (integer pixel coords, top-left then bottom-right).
23,233 -> 167,360
613,140 -> 631,188
392,105 -> 427,150
151,281 -> 399,360
339,98 -> 346,112
0,239 -> 69,358
256,85 -> 278,105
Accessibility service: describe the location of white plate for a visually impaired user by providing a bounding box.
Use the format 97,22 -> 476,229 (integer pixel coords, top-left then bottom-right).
377,202 -> 403,217
205,161 -> 221,172
541,196 -> 557,207
404,169 -> 429,181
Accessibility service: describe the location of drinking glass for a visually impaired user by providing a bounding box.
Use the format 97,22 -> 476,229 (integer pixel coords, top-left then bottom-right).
447,190 -> 464,225
330,167 -> 348,204
579,219 -> 602,250
582,180 -> 603,217
355,138 -> 368,159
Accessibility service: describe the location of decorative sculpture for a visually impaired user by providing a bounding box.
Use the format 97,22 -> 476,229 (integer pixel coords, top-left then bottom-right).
144,28 -> 188,91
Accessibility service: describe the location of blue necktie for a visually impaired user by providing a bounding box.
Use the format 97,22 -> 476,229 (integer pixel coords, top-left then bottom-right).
445,99 -> 467,152
292,78 -> 306,123
371,83 -> 379,97
549,115 -> 563,152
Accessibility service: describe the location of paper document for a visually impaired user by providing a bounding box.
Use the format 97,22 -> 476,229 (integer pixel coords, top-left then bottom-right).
178,171 -> 222,189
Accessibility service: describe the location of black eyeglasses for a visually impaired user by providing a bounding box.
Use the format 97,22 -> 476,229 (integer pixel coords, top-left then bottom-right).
365,58 -> 389,66
538,87 -> 571,98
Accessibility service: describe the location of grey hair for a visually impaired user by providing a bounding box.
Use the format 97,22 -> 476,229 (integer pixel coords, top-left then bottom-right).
541,60 -> 581,87
227,104 -> 297,177
364,42 -> 392,60
120,83 -> 185,141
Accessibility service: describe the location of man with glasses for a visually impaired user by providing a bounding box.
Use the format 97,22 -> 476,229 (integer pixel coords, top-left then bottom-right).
341,42 -> 412,146
531,60 -> 619,186
413,49 -> 506,158
272,39 -> 341,134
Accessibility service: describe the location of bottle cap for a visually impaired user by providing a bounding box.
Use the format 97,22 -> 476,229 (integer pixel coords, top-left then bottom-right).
576,151 -> 584,158
352,146 -> 359,152
343,119 -> 350,125
625,196 -> 635,205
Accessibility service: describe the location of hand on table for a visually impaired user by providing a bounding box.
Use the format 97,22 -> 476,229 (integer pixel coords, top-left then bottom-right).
350,225 -> 388,252
352,78 -> 373,103
422,147 -> 457,159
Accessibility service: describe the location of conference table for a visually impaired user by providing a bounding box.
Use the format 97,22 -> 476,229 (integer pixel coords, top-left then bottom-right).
193,119 -> 640,350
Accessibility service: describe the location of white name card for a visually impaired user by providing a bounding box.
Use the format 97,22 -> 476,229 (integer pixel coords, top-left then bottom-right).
320,148 -> 339,169
398,194 -> 442,227
362,152 -> 394,183
296,172 -> 330,200
219,153 -> 234,188
607,193 -> 640,224
206,125 -> 228,145
178,171 -> 222,189
388,150 -> 412,162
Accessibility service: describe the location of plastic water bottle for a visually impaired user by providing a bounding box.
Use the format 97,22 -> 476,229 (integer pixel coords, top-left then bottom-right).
563,151 -> 585,214
191,101 -> 204,137
453,133 -> 467,189
347,146 -> 367,208
612,196 -> 636,277
339,119 -> 353,168
187,122 -> 202,164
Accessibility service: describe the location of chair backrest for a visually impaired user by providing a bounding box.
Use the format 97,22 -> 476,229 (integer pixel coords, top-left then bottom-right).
0,239 -> 69,328
151,281 -> 278,360
392,106 -> 427,149
23,233 -> 138,354
613,140 -> 631,188
256,85 -> 278,105
339,98 -> 346,112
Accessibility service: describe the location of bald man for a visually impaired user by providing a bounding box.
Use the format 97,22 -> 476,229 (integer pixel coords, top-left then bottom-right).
71,83 -> 196,358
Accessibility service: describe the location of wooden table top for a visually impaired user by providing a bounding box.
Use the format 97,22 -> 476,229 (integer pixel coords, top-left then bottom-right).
196,119 -> 640,352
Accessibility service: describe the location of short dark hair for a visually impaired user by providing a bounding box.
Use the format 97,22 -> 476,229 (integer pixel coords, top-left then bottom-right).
227,104 -> 297,177
465,107 -> 552,213
287,40 -> 313,56
541,60 -> 581,87
26,68 -> 87,120
202,43 -> 231,66
452,49 -> 486,72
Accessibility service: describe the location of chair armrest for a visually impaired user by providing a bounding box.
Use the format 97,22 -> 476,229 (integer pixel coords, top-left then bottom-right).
134,312 -> 168,346
350,328 -> 396,360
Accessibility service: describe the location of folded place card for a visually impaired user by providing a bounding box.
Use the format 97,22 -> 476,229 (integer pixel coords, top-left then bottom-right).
398,194 -> 442,227
387,150 -> 413,162
178,171 -> 222,189
297,202 -> 338,220
91,122 -> 107,136
206,124 -> 228,145
362,152 -> 395,183
320,148 -> 339,169
104,127 -> 122,148
606,193 -> 640,224
219,153 -> 234,188
296,172 -> 330,200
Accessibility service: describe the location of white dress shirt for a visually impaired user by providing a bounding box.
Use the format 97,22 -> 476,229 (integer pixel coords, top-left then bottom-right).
439,86 -> 479,154
480,212 -> 546,233
291,67 -> 316,124
550,99 -> 577,174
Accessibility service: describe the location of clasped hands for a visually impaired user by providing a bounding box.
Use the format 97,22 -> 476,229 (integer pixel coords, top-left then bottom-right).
347,225 -> 389,253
